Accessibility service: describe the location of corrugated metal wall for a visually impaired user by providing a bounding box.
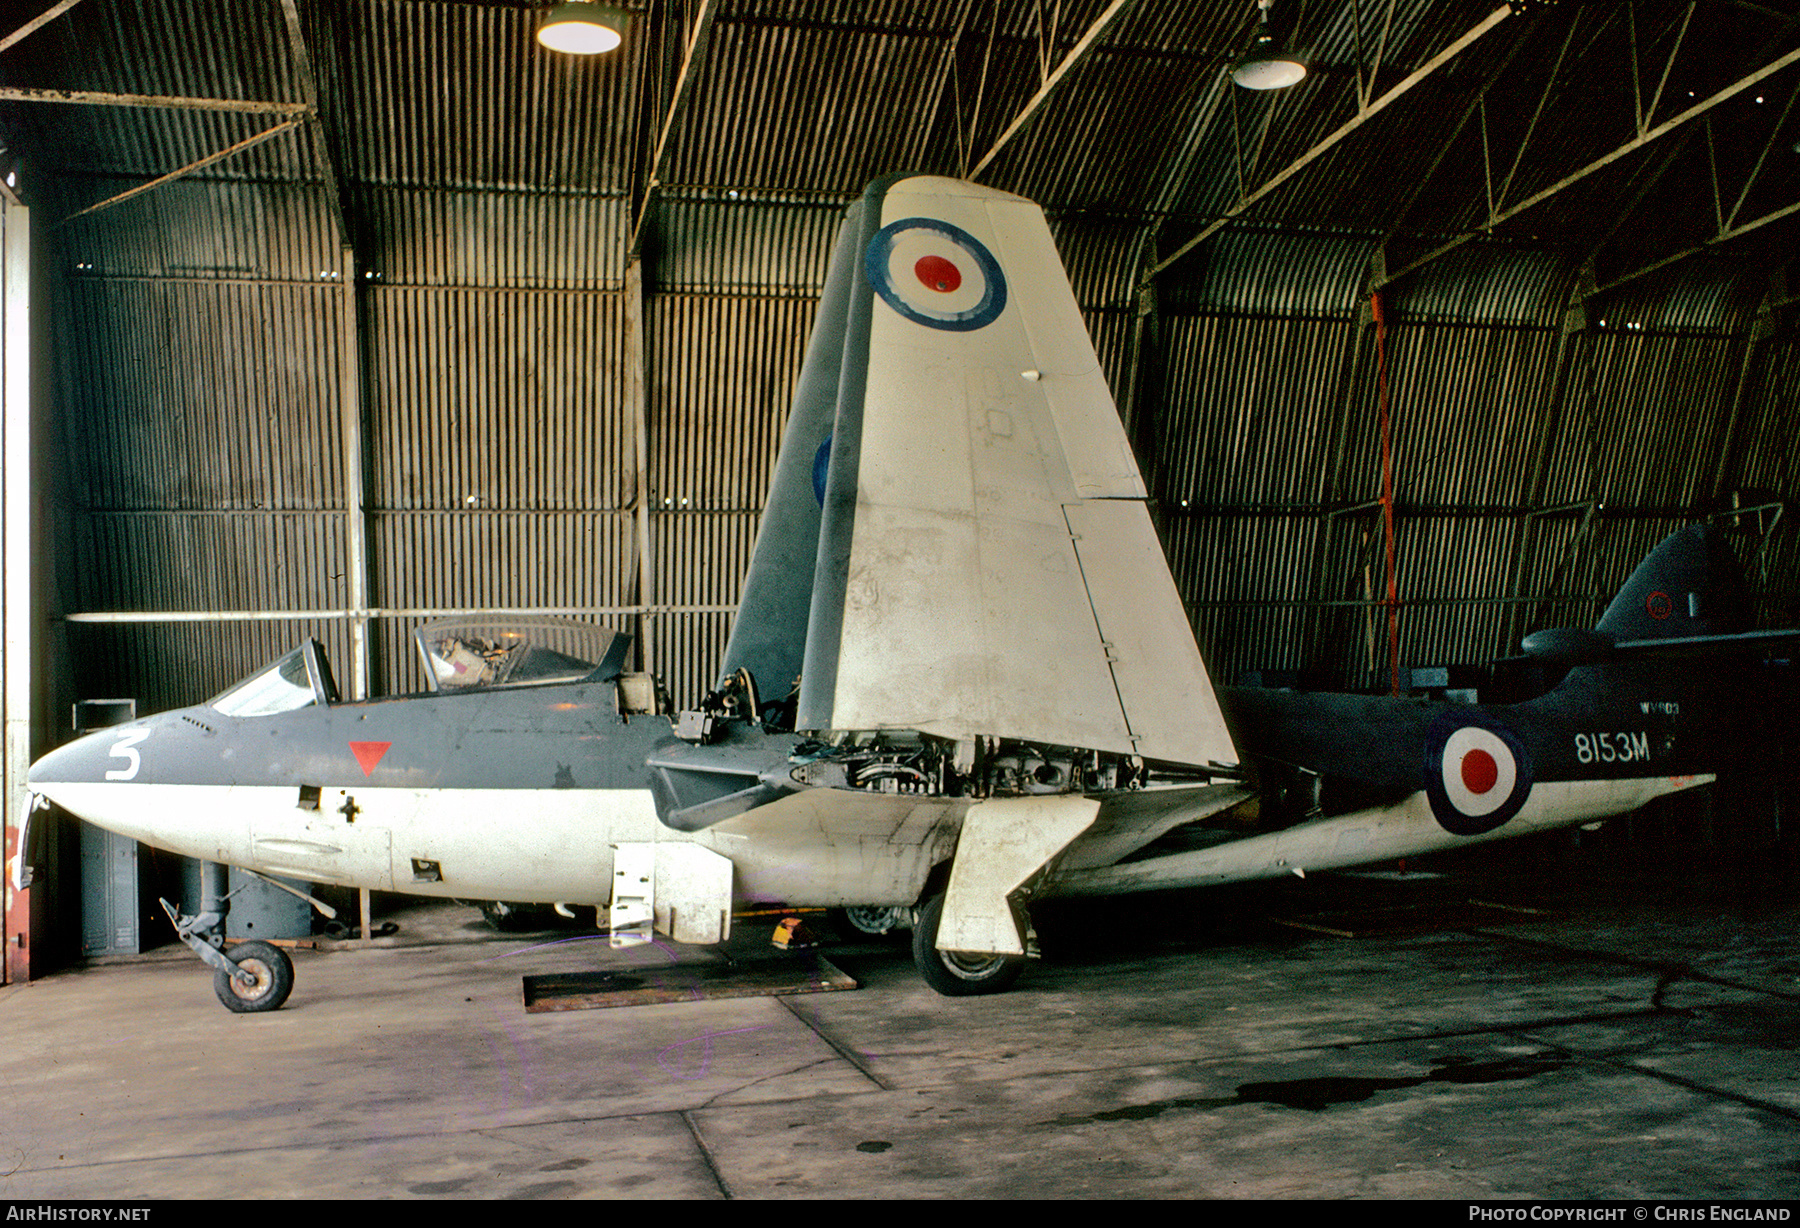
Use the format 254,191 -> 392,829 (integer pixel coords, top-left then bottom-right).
49,175 -> 843,714
1135,221 -> 1792,689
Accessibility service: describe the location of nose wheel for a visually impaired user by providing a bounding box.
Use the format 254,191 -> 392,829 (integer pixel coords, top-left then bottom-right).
213,941 -> 295,1014
161,897 -> 299,1014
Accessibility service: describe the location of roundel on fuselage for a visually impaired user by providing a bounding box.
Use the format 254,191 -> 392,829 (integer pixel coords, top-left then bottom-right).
1424,714 -> 1533,836
865,218 -> 1007,332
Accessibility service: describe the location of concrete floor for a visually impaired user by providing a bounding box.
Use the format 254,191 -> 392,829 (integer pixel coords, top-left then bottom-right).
1,852 -> 1797,1200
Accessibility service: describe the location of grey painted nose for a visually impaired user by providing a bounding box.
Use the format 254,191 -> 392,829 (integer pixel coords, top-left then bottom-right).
28,717 -> 164,790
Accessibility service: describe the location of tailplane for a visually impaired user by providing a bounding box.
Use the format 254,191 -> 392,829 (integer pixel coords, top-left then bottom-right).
1522,524 -> 1783,666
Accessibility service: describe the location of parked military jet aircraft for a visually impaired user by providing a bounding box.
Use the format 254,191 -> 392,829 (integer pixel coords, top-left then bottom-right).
1084,519 -> 1796,900
24,174 -> 1789,1011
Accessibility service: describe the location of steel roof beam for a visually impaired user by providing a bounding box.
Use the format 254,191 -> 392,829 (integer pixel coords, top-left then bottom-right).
1590,199 -> 1800,297
278,0 -> 351,250
0,0 -> 86,55
1375,16 -> 1538,254
0,87 -> 309,114
1726,70 -> 1800,230
1489,14 -> 1578,217
53,118 -> 305,227
1145,2 -> 1516,285
968,0 -> 1135,181
1348,0 -> 1400,112
938,0 -> 989,179
1573,129 -> 1697,273
629,0 -> 720,258
1376,39 -> 1800,290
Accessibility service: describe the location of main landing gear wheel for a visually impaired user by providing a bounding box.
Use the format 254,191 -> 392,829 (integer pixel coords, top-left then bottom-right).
830,905 -> 911,940
911,894 -> 1025,997
213,941 -> 295,1014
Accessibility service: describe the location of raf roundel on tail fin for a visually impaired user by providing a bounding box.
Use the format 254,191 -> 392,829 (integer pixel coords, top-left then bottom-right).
1596,524 -> 1751,642
864,218 -> 1008,331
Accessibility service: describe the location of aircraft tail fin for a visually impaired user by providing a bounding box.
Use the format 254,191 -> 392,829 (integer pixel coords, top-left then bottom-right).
723,174 -> 1237,770
717,188 -> 876,705
1595,524 -> 1751,642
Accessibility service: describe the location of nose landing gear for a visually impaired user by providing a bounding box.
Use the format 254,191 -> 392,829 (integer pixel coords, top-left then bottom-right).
161,897 -> 297,1014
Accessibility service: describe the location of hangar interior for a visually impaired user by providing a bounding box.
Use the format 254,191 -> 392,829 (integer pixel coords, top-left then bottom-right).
0,0 -> 1798,970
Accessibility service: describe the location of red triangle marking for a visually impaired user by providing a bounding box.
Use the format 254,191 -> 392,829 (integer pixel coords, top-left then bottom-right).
350,741 -> 391,777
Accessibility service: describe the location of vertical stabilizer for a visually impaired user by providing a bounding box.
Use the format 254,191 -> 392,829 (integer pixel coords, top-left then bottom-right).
1597,524 -> 1750,642
759,175 -> 1235,770
719,192 -> 875,699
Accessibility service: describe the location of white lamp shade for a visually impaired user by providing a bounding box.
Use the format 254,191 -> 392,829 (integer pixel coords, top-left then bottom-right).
1232,56 -> 1306,90
538,4 -> 626,55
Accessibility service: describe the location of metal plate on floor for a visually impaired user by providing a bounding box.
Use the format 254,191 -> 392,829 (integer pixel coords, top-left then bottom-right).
521,956 -> 858,1012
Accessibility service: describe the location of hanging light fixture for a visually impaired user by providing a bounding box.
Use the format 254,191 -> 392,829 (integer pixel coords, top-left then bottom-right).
537,3 -> 628,55
1231,0 -> 1306,90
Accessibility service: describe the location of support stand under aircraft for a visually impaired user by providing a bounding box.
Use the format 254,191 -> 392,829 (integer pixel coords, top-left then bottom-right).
25,176 -> 1795,1009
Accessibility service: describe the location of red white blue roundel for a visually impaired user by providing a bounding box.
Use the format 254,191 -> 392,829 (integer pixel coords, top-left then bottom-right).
865,218 -> 1007,332
1425,714 -> 1533,836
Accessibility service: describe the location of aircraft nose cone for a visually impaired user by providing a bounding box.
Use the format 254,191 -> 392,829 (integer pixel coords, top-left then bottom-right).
27,717 -> 161,801
27,731 -> 111,787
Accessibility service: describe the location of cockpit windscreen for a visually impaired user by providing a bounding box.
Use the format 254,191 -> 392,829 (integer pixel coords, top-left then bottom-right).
209,648 -> 319,717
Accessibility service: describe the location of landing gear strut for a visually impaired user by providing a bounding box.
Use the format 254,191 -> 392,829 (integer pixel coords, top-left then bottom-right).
161,897 -> 296,1014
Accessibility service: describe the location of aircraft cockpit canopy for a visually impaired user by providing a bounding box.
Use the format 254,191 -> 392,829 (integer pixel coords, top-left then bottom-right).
209,640 -> 339,716
415,619 -> 632,692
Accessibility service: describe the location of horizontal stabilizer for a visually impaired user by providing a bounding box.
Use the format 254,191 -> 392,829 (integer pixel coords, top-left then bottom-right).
1611,628 -> 1800,657
1523,526 -> 1794,666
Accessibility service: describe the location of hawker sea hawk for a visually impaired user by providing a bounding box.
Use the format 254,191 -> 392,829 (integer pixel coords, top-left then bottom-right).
26,175 -> 1789,1010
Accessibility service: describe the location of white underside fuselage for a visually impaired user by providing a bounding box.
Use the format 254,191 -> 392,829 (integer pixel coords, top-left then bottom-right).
35,779 -> 973,911
1052,774 -> 1714,896
41,770 -> 1714,918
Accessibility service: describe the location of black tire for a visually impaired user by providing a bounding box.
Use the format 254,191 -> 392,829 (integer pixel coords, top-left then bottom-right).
213,941 -> 295,1014
829,905 -> 911,940
911,894 -> 1025,997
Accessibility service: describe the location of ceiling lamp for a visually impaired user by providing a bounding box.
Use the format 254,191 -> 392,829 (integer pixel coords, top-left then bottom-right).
1231,0 -> 1306,90
538,3 -> 628,55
